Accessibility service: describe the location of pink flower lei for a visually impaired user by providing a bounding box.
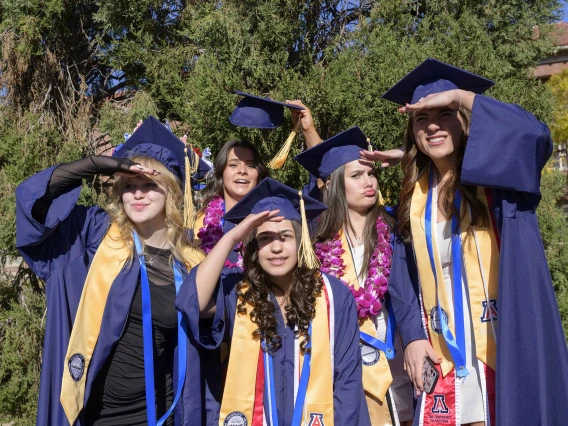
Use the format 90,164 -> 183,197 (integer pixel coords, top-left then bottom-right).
197,195 -> 243,269
315,217 -> 392,319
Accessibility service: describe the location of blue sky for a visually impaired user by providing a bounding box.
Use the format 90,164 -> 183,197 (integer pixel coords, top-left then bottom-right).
563,0 -> 568,21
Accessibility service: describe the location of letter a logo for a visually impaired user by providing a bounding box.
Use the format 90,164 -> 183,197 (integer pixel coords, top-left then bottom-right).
308,413 -> 325,426
481,299 -> 498,323
432,395 -> 449,414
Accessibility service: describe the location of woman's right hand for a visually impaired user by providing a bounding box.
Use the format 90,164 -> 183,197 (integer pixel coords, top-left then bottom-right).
115,162 -> 159,178
227,210 -> 283,244
403,339 -> 442,396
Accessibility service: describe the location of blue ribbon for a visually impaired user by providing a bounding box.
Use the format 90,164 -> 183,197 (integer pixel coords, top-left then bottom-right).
424,168 -> 468,378
133,233 -> 188,426
359,302 -> 396,360
265,324 -> 312,426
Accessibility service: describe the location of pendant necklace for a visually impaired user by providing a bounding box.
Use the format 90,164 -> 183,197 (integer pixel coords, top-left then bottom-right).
145,241 -> 168,266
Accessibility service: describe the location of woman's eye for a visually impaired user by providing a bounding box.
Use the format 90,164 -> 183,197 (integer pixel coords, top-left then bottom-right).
228,163 -> 237,168
247,164 -> 256,169
145,182 -> 158,188
351,174 -> 360,179
125,184 -> 134,189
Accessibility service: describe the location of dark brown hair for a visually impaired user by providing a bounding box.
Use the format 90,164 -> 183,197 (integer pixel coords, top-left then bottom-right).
236,221 -> 323,354
314,164 -> 395,281
198,139 -> 269,213
397,109 -> 489,241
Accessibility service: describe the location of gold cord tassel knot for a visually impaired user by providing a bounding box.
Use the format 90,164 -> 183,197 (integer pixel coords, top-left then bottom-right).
297,190 -> 320,269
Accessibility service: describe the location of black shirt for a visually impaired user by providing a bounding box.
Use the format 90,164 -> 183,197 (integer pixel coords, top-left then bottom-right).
85,246 -> 177,426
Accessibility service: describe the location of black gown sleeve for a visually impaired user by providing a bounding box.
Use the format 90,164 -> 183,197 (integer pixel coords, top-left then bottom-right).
32,155 -> 136,222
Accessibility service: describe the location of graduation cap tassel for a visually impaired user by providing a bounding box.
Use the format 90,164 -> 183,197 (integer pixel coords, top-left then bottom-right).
267,122 -> 301,170
183,146 -> 197,230
297,190 -> 320,269
377,188 -> 385,206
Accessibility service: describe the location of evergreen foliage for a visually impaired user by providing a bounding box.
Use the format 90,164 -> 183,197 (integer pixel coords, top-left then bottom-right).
0,0 -> 565,423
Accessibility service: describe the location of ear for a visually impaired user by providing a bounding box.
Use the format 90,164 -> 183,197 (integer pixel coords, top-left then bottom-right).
325,179 -> 330,190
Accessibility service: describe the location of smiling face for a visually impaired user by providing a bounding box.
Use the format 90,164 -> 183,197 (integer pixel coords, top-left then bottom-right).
121,176 -> 167,228
341,159 -> 378,214
255,219 -> 298,282
222,147 -> 260,205
412,107 -> 465,165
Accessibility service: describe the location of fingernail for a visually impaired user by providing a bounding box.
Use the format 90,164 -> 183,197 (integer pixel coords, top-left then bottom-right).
153,170 -> 161,174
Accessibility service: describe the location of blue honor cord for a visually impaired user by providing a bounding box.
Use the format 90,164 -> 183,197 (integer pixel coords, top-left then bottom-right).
359,303 -> 397,360
425,168 -> 468,378
133,232 -> 188,426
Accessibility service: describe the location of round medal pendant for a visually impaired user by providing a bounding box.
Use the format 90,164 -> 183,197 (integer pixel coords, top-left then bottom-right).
224,411 -> 248,426
360,343 -> 380,366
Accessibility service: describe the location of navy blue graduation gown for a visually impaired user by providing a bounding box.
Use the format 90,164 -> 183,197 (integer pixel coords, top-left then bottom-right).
176,266 -> 371,426
16,166 -> 213,426
389,95 -> 568,425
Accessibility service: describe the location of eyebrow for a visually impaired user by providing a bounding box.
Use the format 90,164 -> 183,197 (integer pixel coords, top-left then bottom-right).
228,157 -> 256,162
257,229 -> 293,236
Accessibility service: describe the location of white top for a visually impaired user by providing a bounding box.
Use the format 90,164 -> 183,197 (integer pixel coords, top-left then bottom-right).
347,237 -> 414,422
436,221 -> 485,423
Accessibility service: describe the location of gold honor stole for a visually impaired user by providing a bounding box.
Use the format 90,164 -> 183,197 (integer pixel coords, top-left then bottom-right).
220,276 -> 334,426
410,171 -> 498,376
338,231 -> 393,425
60,224 -> 203,424
60,224 -> 129,424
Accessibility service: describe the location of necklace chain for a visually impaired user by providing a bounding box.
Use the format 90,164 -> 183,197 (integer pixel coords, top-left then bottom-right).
144,241 -> 168,266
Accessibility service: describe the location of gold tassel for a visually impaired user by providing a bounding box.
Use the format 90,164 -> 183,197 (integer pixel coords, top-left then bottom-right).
267,122 -> 301,170
183,146 -> 199,230
377,188 -> 385,206
366,137 -> 373,152
297,190 -> 320,269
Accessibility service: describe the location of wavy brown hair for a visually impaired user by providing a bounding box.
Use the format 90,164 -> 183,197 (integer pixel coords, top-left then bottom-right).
314,164 -> 395,281
106,155 -> 203,266
197,139 -> 269,213
397,109 -> 489,242
235,221 -> 323,354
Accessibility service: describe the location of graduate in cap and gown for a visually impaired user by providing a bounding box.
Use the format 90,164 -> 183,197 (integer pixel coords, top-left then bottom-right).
367,58 -> 568,425
294,128 -> 414,426
177,177 -> 371,426
16,116 -> 213,426
192,92 -> 319,269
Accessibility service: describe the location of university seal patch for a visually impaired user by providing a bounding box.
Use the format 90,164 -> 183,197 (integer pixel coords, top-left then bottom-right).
68,353 -> 85,382
429,307 -> 449,335
360,342 -> 380,366
224,411 -> 248,426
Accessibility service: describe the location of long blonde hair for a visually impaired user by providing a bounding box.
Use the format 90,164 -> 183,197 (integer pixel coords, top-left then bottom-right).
106,155 -> 203,266
397,109 -> 489,242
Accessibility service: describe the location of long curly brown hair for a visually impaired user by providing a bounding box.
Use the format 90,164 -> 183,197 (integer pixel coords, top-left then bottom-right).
235,221 -> 323,354
397,109 -> 489,242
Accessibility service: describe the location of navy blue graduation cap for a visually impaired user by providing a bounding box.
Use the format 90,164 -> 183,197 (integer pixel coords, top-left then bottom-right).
230,91 -> 304,129
381,58 -> 495,106
224,178 -> 327,268
113,115 -> 211,227
294,126 -> 372,181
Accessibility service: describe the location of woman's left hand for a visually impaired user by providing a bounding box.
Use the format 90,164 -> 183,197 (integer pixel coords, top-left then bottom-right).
398,89 -> 475,113
360,147 -> 405,168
